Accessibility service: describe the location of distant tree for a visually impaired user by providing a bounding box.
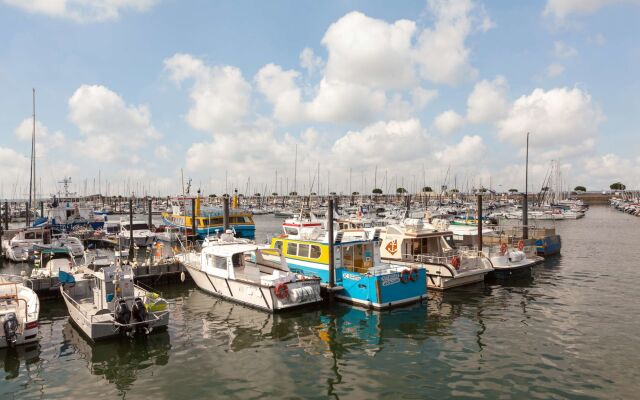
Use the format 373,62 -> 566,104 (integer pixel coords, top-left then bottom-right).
479,188 -> 488,193
254,193 -> 261,197
372,188 -> 383,194
574,186 -> 586,192
610,182 -> 626,190
271,192 -> 278,196
310,192 -> 317,196
422,186 -> 433,192
289,191 -> 298,196
352,191 -> 360,195
508,188 -> 518,193
396,187 -> 407,194
329,192 -> 337,196
450,188 -> 459,193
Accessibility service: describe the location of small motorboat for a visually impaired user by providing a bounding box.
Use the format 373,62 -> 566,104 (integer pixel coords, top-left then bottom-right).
59,262 -> 170,341
485,242 -> 543,278
0,275 -> 40,348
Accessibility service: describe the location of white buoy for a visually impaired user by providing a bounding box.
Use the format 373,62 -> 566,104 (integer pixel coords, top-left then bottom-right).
180,271 -> 186,282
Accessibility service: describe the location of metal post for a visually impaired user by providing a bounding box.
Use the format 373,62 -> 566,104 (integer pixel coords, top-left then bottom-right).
40,201 -> 44,220
128,198 -> 134,261
191,197 -> 197,240
148,198 -> 153,232
477,194 -> 483,251
223,196 -> 230,231
328,198 -> 335,289
4,201 -> 8,230
26,201 -> 30,227
523,132 -> 529,240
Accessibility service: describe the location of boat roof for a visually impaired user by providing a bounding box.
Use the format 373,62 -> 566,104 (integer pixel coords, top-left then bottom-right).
202,242 -> 259,257
383,224 -> 452,238
33,245 -> 73,254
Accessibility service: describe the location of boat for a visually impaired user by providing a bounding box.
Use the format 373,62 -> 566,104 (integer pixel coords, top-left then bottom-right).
59,262 -> 170,341
176,231 -> 322,312
154,225 -> 186,243
1,227 -> 51,262
271,224 -> 428,310
51,234 -> 85,257
378,219 -> 493,290
484,242 -> 543,279
118,219 -> 155,247
30,246 -> 76,279
161,195 -> 255,239
0,275 -> 40,348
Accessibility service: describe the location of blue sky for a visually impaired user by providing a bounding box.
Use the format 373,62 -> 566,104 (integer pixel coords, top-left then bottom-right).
1,0 -> 639,198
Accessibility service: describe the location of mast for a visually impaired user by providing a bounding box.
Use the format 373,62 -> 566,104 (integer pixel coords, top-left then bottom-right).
27,89 -> 36,226
523,132 -> 529,240
293,144 -> 297,194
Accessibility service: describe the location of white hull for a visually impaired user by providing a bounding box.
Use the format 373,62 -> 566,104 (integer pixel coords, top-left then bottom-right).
183,262 -> 320,312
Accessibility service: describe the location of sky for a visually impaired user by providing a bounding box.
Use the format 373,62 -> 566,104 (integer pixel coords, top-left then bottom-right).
0,0 -> 639,198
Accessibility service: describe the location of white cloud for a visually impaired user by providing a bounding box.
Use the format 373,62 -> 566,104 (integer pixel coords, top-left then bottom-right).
554,41 -> 578,58
435,135 -> 485,166
466,75 -> 509,123
299,48 -> 324,76
331,119 -> 430,168
579,153 -> 640,189
322,11 -> 417,90
546,63 -> 565,77
14,118 -> 66,156
1,0 -> 156,23
386,88 -> 438,119
155,145 -> 170,160
544,0 -> 640,22
164,53 -> 251,134
0,147 -> 30,189
497,87 -> 605,151
69,84 -> 160,162
415,0 -> 488,85
434,110 -> 465,135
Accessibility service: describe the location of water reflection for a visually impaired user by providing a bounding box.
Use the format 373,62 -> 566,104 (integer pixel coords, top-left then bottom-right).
0,343 -> 40,381
61,321 -> 171,393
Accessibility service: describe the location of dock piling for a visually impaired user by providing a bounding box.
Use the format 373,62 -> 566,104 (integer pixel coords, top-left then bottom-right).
128,198 -> 134,261
328,198 -> 335,292
223,196 -> 230,231
477,194 -> 483,251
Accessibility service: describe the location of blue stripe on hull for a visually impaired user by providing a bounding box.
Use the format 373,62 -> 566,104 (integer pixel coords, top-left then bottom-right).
161,217 -> 255,239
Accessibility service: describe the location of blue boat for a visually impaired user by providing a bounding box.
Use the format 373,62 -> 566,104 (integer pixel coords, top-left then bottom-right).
270,225 -> 427,310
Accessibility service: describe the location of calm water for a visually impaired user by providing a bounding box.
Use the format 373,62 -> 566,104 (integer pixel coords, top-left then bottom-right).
2,206 -> 639,399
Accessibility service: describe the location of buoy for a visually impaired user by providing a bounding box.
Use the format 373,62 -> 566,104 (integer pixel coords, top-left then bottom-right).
180,271 -> 186,282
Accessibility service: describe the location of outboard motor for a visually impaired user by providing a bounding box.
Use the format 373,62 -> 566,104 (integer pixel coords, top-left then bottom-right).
131,297 -> 150,334
114,299 -> 131,335
3,312 -> 19,347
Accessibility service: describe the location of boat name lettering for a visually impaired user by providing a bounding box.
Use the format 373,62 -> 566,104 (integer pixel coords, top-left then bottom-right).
381,273 -> 400,286
343,273 -> 362,281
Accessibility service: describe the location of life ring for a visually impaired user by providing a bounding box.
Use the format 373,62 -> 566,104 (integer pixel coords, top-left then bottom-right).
450,256 -> 460,270
500,242 -> 507,255
400,269 -> 411,283
409,268 -> 419,282
518,239 -> 524,251
275,283 -> 289,299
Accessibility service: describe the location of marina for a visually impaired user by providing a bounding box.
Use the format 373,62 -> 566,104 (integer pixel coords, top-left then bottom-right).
1,1 -> 639,398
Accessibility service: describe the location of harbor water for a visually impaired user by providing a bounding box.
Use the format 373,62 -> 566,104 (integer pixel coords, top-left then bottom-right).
1,206 -> 639,399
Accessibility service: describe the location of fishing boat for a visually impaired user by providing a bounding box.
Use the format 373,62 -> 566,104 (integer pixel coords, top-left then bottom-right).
51,234 -> 85,257
1,227 -> 51,262
118,219 -> 155,247
59,263 -> 170,341
176,231 -> 322,312
30,246 -> 76,279
0,275 -> 40,348
161,195 -> 255,239
271,224 -> 427,310
378,219 -> 493,290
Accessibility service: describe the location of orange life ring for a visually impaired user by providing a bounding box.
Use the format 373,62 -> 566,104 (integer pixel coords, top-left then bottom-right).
400,269 -> 411,283
275,283 -> 289,299
409,268 -> 419,282
450,256 -> 460,270
500,242 -> 508,255
518,239 -> 524,251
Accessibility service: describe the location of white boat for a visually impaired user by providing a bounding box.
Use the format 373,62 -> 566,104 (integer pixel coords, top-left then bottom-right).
484,243 -> 542,278
30,246 -> 76,279
52,234 -> 85,257
0,275 -> 40,348
379,219 -> 493,290
176,231 -> 322,312
118,219 -> 155,247
59,263 -> 170,341
1,227 -> 51,262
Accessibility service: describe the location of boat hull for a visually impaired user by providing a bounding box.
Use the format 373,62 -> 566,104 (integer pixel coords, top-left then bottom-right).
182,262 -> 321,312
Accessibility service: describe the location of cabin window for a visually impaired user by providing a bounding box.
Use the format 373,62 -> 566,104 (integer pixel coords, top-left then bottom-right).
298,244 -> 310,258
24,232 -> 35,240
232,253 -> 243,268
342,244 -> 366,273
284,227 -> 298,235
287,242 -> 298,256
208,255 -> 227,270
310,245 -> 321,259
274,240 -> 283,251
